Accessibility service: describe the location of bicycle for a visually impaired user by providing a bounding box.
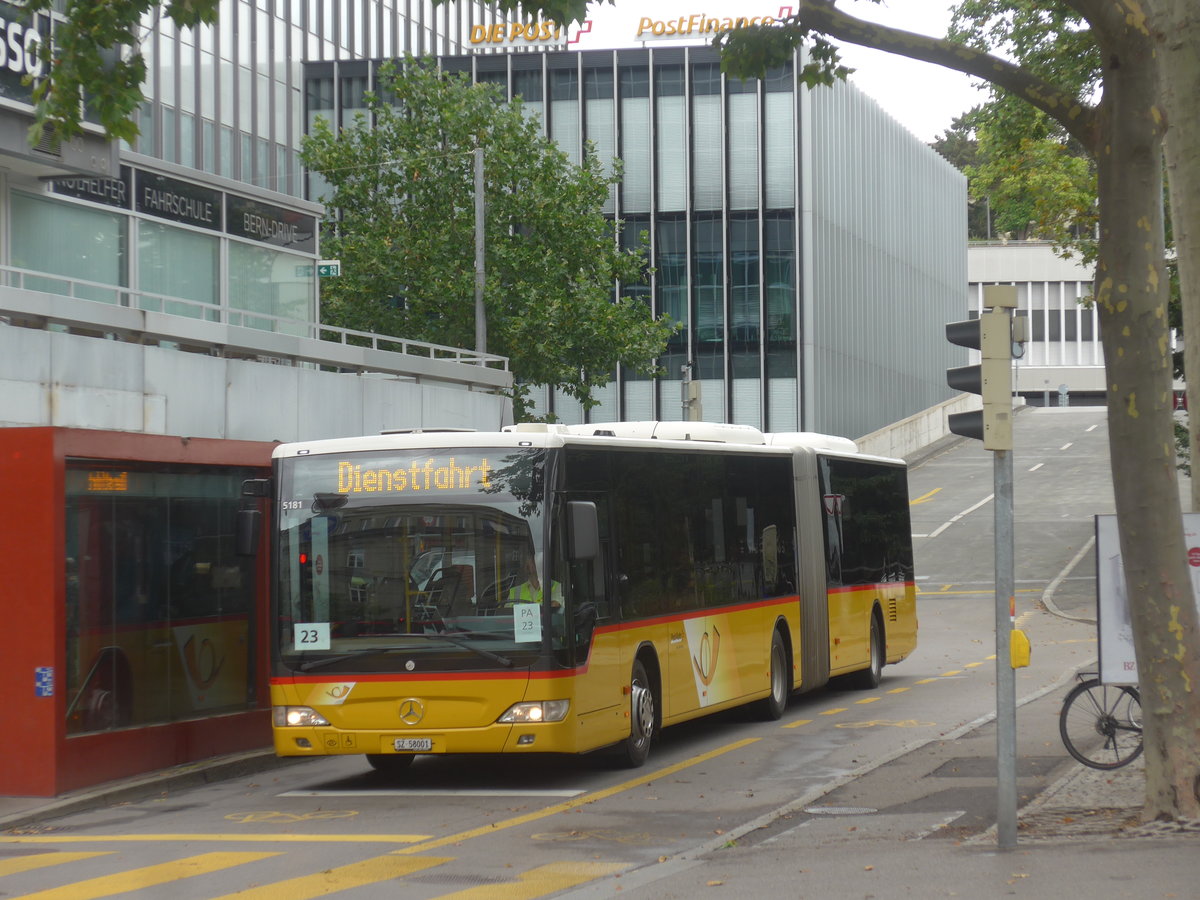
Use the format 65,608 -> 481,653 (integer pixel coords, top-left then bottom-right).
1058,672 -> 1144,770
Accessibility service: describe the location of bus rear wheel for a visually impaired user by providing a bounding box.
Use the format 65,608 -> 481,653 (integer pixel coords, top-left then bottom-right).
756,629 -> 789,720
848,614 -> 884,690
366,753 -> 416,775
616,659 -> 656,768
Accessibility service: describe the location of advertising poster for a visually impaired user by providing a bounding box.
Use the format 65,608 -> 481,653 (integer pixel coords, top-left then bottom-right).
1095,513 -> 1200,684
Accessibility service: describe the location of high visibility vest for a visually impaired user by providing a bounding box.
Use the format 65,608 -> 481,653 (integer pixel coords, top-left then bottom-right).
507,581 -> 561,605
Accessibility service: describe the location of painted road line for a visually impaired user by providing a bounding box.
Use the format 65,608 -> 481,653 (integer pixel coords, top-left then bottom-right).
909,488 -> 941,505
279,788 -> 585,798
206,853 -> 453,900
782,718 -> 813,729
0,852 -> 112,876
926,493 -> 995,539
0,834 -> 430,845
432,861 -> 631,900
392,739 -> 759,856
9,852 -> 278,900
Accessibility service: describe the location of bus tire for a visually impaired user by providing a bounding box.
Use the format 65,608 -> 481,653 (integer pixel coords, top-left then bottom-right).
756,629 -> 789,720
366,753 -> 416,775
616,658 -> 656,768
848,613 -> 884,690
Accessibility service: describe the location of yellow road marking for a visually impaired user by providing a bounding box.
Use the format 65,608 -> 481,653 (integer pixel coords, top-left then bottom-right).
0,834 -> 429,845
207,853 -> 453,899
887,687 -> 910,694
783,718 -> 813,729
0,852 -> 112,876
917,588 -> 1042,596
819,707 -> 846,716
393,739 -> 758,855
910,488 -> 942,505
964,662 -> 984,668
941,670 -> 962,677
915,678 -> 937,684
854,697 -> 881,704
9,851 -> 278,900
434,861 -> 630,899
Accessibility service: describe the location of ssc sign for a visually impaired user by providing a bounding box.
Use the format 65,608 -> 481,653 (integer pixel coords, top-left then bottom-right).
317,259 -> 341,277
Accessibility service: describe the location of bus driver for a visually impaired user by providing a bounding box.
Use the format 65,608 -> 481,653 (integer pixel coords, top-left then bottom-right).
507,552 -> 562,609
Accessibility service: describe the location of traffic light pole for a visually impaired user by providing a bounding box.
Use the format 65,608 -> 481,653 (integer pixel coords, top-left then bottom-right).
994,448 -> 1017,850
945,284 -> 1024,850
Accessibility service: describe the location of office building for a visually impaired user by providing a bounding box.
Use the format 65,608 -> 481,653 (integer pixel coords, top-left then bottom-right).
306,45 -> 968,439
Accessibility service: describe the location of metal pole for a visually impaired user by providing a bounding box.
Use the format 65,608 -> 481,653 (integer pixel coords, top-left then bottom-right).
995,447 -> 1017,849
474,146 -> 486,356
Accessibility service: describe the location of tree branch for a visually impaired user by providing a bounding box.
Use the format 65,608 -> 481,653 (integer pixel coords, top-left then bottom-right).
780,0 -> 1098,147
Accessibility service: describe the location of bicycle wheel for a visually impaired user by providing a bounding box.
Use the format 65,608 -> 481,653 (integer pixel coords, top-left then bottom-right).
1059,678 -> 1144,769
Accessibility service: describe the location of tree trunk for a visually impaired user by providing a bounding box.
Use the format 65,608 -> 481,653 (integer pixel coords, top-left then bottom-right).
1157,1 -> 1200,513
1090,6 -> 1200,821
717,0 -> 1200,822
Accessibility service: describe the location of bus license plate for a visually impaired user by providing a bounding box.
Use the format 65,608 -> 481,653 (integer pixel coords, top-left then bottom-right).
392,738 -> 432,752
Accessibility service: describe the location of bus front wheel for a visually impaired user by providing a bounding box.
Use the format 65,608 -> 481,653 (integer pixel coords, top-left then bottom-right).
616,659 -> 656,768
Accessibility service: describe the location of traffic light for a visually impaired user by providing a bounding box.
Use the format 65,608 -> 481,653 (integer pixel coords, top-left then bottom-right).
946,287 -> 1017,451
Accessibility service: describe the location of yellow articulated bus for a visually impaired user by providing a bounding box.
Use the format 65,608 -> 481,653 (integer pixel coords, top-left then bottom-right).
239,421 -> 917,772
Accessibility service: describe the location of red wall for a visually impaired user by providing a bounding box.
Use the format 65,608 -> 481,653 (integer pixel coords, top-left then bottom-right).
0,428 -> 277,797
1,430 -> 63,795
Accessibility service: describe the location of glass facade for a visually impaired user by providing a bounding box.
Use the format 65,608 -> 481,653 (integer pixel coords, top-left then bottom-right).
423,48 -> 800,431
300,45 -> 968,439
136,0 -> 500,198
65,462 -> 259,734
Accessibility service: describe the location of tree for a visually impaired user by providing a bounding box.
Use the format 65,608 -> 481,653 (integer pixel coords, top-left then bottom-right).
710,0 -> 1200,822
299,60 -> 675,421
23,0 -> 220,144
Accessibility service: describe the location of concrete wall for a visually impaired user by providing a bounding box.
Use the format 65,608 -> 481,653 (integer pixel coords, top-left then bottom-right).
855,393 -> 981,461
0,315 -> 513,442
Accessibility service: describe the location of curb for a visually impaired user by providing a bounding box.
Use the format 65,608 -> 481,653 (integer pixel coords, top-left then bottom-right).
1,750 -> 309,832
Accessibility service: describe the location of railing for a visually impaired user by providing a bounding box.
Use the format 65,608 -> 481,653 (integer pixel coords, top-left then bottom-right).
0,264 -> 511,390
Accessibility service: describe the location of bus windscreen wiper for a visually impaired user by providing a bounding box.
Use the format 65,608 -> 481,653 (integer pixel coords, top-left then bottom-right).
298,637 -> 513,672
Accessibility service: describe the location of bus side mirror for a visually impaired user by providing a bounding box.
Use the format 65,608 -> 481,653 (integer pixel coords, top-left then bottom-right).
236,478 -> 271,557
568,501 -> 599,561
236,508 -> 261,557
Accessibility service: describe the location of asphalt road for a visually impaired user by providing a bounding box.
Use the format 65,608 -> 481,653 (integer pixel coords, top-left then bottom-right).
0,407 -> 1119,899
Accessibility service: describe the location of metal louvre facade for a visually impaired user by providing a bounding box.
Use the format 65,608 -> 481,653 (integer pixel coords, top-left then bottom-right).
307,47 -> 966,439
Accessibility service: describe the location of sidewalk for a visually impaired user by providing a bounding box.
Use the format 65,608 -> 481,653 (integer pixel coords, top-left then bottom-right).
563,694 -> 1200,900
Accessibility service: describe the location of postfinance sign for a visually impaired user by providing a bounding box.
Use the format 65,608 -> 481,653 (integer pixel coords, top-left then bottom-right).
636,13 -> 779,39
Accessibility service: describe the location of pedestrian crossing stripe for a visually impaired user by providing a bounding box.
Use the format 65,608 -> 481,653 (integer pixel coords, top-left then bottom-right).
0,852 -> 113,877
9,851 -> 279,900
205,853 -> 454,899
1,852 -> 631,900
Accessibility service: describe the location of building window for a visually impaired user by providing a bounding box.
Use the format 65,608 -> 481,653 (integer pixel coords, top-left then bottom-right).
137,221 -> 220,319
693,214 -> 724,365
228,242 -> 316,333
10,193 -> 127,305
64,463 -> 260,734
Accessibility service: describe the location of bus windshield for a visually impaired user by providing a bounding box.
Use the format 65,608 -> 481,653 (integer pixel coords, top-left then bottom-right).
275,447 -> 555,673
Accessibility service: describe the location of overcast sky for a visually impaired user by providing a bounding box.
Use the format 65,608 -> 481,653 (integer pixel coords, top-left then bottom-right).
573,1 -> 988,143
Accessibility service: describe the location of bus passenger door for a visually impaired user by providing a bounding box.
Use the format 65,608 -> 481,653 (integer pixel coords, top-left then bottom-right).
563,494 -> 622,726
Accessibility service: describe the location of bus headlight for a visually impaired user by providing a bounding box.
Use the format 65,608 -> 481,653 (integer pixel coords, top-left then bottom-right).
273,706 -> 331,727
498,700 -> 570,723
